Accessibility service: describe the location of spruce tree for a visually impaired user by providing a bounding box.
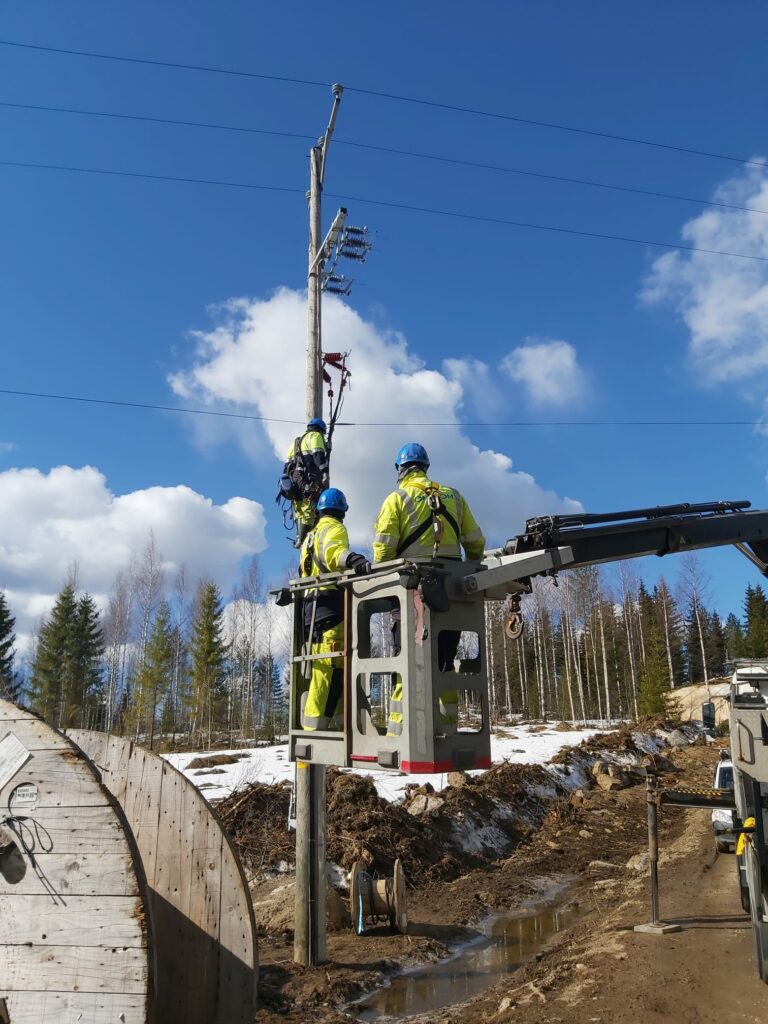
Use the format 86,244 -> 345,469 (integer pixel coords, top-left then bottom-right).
744,584 -> 768,657
139,601 -> 175,749
705,611 -> 727,678
0,591 -> 18,701
30,585 -> 103,728
74,594 -> 104,724
724,612 -> 745,662
190,581 -> 229,744
30,583 -> 78,726
638,618 -> 669,715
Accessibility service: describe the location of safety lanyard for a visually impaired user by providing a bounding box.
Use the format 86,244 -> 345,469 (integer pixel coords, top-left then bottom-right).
395,482 -> 460,559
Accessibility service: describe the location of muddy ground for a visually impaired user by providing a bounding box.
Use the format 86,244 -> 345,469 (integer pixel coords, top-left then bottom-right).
227,732 -> 768,1023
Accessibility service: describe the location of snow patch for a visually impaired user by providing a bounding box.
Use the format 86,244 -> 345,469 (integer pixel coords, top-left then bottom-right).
163,722 -> 605,803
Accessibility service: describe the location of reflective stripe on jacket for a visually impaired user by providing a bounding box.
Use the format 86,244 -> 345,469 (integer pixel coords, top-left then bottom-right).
386,679 -> 404,737
300,515 -> 351,585
373,469 -> 486,563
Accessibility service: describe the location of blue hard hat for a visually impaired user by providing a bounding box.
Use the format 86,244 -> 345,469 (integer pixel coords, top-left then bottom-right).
307,417 -> 327,432
395,442 -> 430,470
317,487 -> 348,513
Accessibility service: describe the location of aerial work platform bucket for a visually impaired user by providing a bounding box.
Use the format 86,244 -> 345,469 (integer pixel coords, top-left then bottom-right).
288,559 -> 492,774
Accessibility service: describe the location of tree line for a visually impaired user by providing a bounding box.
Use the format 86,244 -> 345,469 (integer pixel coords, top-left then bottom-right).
2,537 -> 289,748
2,547 -> 767,737
483,555 -> 756,721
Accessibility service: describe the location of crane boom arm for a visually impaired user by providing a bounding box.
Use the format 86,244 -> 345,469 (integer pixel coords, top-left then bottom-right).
462,500 -> 768,596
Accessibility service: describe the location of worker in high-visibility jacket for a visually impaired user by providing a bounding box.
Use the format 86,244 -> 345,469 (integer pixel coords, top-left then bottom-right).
300,487 -> 371,730
284,418 -> 329,548
372,443 -> 486,738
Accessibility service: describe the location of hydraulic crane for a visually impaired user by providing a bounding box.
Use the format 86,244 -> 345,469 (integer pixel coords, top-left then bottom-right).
288,499 -> 768,773
285,497 -> 768,971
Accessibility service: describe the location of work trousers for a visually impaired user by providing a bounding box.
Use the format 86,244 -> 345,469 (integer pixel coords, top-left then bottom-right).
302,620 -> 344,730
386,610 -> 460,737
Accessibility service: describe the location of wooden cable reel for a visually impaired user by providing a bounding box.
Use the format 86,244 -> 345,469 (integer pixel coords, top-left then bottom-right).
350,858 -> 407,935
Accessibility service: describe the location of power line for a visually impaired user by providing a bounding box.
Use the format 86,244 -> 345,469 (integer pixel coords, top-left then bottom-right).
1,38 -> 764,170
325,190 -> 768,262
0,159 -> 305,195
338,139 -> 768,217
3,158 -> 767,263
0,387 -> 304,424
0,38 -> 329,89
347,85 -> 768,171
0,388 -> 764,428
4,100 -> 766,217
0,99 -> 315,143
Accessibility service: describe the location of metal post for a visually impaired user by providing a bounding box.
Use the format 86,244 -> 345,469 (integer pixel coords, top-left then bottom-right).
648,787 -> 660,925
294,84 -> 342,968
634,777 -> 681,935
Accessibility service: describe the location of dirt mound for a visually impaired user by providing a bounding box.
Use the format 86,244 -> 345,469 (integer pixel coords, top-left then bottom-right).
219,762 -> 562,888
218,780 -> 293,874
325,770 -> 452,881
187,752 -> 248,769
406,762 -> 561,859
221,724 -> 704,905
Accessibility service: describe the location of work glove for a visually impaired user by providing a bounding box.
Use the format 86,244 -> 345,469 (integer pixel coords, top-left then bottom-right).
346,552 -> 372,576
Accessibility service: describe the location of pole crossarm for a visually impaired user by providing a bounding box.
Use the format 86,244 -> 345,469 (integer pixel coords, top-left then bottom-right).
310,207 -> 348,275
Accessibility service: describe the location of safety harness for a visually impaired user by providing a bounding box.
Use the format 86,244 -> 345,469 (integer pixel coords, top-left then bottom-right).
301,528 -> 343,645
395,481 -> 461,560
301,530 -> 330,578
275,352 -> 351,541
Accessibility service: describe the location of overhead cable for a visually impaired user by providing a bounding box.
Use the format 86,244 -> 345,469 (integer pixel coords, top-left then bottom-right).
3,100 -> 766,217
0,159 -> 305,195
0,38 -> 763,169
0,388 -> 765,428
2,159 -> 766,262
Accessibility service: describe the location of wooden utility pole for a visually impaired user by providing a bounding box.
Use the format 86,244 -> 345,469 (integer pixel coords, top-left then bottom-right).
294,83 -> 343,968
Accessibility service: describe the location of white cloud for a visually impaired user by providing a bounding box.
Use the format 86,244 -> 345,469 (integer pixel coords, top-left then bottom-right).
500,337 -> 587,406
0,465 -> 266,641
640,161 -> 768,385
170,288 -> 581,548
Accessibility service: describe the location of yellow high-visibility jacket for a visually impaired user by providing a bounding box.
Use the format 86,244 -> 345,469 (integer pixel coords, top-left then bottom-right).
286,429 -> 327,462
301,515 -> 352,585
373,469 -> 485,563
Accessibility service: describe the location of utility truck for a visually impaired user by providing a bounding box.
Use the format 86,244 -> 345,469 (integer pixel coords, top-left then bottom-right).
729,660 -> 768,979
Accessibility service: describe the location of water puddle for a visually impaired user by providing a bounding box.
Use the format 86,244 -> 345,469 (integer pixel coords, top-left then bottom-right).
352,885 -> 582,1021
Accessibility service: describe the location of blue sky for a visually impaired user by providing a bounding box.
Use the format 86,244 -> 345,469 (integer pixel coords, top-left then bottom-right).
1,1 -> 767,633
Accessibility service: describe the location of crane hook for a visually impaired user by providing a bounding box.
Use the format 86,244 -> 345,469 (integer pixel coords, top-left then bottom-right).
503,595 -> 524,640
505,612 -> 524,641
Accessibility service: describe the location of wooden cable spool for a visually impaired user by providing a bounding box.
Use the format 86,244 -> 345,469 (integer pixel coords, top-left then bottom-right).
350,858 -> 407,936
